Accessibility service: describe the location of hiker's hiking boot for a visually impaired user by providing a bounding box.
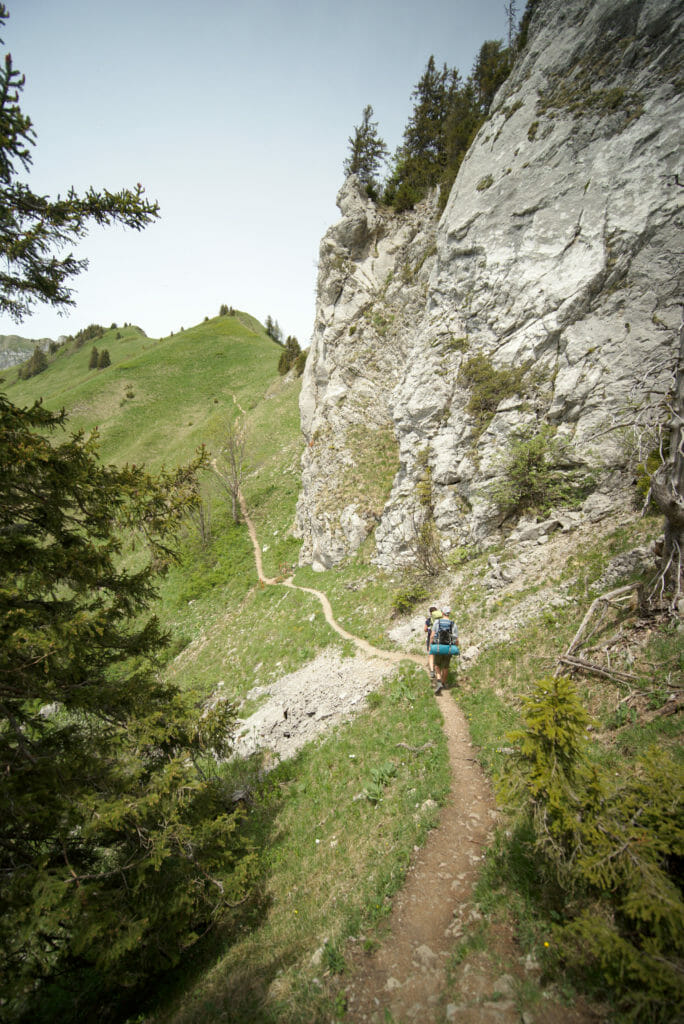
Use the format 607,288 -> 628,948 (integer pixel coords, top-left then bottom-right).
434,681 -> 443,695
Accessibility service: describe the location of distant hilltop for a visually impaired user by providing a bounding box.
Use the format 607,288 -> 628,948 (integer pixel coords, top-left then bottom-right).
0,324 -> 148,372
0,333 -> 58,370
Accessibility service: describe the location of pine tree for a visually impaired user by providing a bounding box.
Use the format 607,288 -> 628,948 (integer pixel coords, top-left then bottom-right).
385,42 -> 514,214
17,345 -> 47,379
470,39 -> 512,115
88,344 -> 99,368
0,5 -> 158,321
0,396 -> 253,1012
97,347 -> 110,368
0,7 -> 253,1014
384,56 -> 458,210
265,315 -> 283,344
278,334 -> 302,375
439,77 -> 480,204
343,104 -> 389,199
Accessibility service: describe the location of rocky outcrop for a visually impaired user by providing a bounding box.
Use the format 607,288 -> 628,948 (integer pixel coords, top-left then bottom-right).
295,180 -> 440,570
0,335 -> 51,370
297,0 -> 683,572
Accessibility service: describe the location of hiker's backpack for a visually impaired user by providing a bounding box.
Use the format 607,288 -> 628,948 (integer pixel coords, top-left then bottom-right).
429,618 -> 460,656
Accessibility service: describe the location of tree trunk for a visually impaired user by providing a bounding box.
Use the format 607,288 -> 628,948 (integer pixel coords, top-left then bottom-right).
651,319 -> 684,604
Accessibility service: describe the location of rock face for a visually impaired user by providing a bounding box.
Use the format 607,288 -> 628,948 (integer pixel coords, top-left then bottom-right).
296,0 -> 683,572
295,181 -> 440,570
0,335 -> 51,370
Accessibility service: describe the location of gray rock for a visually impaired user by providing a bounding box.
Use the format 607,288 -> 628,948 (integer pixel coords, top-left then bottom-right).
296,0 -> 683,573
233,648 -> 391,762
510,516 -> 564,543
597,545 -> 655,588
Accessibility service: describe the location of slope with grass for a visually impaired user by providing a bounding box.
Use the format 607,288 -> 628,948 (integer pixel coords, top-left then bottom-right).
6,310 -> 681,1024
4,313 -> 451,1024
6,316 -> 277,468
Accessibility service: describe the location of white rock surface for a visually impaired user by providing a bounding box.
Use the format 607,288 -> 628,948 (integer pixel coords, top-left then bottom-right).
296,0 -> 683,572
233,648 -> 391,761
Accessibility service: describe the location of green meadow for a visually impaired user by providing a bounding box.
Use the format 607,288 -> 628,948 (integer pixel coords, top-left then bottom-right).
6,315 -> 682,1023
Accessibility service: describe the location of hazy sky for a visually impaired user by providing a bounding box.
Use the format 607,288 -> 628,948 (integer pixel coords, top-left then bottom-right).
1,0 -> 508,346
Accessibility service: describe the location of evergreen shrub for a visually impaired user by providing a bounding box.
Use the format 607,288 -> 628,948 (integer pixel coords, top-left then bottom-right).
499,677 -> 684,1021
17,347 -> 47,379
294,349 -> 307,376
391,580 -> 429,617
487,424 -> 595,517
458,352 -> 530,428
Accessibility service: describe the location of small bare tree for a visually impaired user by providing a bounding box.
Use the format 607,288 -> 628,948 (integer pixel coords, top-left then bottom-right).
406,449 -> 446,576
212,419 -> 247,525
407,511 -> 446,577
504,0 -> 518,51
649,319 -> 684,605
592,315 -> 683,610
188,494 -> 212,548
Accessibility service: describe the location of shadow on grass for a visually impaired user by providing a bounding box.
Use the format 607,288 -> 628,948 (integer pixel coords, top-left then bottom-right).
475,818 -> 566,941
17,753 -> 287,1024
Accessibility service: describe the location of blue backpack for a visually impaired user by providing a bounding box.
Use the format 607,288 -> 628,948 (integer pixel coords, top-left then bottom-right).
429,618 -> 460,656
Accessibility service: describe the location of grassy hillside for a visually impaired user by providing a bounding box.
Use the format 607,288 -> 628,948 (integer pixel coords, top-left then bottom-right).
6,313 -> 681,1023
6,317 -> 276,468
5,312 -> 451,1024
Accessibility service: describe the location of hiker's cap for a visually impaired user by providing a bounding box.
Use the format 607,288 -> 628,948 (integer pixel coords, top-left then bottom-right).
442,606 -> 451,614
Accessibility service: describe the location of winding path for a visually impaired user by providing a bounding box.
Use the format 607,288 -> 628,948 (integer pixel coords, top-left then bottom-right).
238,492 -> 520,1022
241,491 -> 420,666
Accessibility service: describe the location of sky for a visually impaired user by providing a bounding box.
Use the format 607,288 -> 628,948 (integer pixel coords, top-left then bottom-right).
1,0 -> 509,348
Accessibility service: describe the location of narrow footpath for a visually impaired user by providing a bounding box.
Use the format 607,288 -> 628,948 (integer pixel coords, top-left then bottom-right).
239,494 -> 596,1023
240,494 -> 503,1021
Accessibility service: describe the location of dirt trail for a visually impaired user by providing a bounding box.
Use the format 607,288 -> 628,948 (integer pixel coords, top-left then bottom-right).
239,492 -> 521,1021
241,492 -> 418,666
239,494 -> 606,1022
235,416 -> 613,1023
341,693 -> 500,1024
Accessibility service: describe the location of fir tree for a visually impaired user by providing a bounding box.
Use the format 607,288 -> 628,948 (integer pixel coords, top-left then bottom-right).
384,56 -> 457,210
0,7 -> 253,1014
0,5 -> 158,321
384,42 -> 514,213
0,396 -> 253,1013
278,334 -> 302,375
88,344 -> 99,368
470,39 -> 512,115
343,104 -> 389,199
265,315 -> 283,344
17,345 -> 47,379
97,347 -> 110,368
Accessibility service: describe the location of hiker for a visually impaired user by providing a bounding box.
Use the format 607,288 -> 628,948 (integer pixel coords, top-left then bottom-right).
428,605 -> 458,695
424,605 -> 438,681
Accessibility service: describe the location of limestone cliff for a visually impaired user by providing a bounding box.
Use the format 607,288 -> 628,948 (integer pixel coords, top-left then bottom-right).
296,0 -> 683,572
